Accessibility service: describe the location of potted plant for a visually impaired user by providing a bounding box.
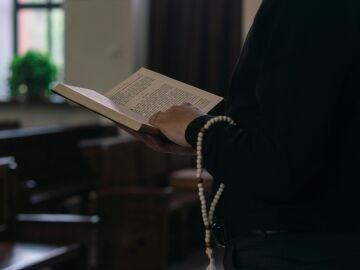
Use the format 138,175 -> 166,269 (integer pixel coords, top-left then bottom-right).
8,51 -> 59,103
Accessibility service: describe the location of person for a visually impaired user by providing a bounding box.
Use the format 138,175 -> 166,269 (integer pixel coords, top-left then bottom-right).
128,0 -> 360,269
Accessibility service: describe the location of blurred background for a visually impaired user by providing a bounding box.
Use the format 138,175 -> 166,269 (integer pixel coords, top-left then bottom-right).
0,0 -> 261,269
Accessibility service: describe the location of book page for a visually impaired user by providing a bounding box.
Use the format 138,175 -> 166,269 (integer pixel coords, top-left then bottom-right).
105,68 -> 223,121
59,84 -> 149,125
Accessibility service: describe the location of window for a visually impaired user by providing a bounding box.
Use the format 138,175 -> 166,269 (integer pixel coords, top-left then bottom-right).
0,0 -> 64,101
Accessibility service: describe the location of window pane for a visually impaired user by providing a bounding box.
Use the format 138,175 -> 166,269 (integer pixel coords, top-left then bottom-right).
51,9 -> 64,67
18,9 -> 48,54
18,0 -> 47,4
0,0 -> 12,101
18,0 -> 64,3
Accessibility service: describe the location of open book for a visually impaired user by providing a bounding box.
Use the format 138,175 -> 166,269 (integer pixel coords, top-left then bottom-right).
53,68 -> 223,135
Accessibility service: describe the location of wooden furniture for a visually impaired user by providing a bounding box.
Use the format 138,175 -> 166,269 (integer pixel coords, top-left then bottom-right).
0,121 -> 20,130
79,136 -> 204,269
79,135 -> 195,188
0,124 -> 118,212
14,214 -> 98,269
0,157 -> 17,238
0,242 -> 82,270
1,135 -> 209,269
0,157 -> 85,270
169,168 -> 213,193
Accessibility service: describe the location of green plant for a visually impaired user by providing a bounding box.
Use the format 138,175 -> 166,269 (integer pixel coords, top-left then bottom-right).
8,51 -> 59,101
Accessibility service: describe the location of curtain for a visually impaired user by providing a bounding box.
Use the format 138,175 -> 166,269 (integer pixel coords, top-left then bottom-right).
148,0 -> 242,96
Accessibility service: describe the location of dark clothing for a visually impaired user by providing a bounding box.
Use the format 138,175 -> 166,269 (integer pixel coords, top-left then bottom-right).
223,231 -> 360,269
185,0 -> 360,266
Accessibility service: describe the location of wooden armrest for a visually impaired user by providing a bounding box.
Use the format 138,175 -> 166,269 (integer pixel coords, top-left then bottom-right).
16,213 -> 99,224
0,242 -> 82,270
99,186 -> 174,198
0,156 -> 17,168
28,182 -> 92,206
169,168 -> 213,192
13,214 -> 98,245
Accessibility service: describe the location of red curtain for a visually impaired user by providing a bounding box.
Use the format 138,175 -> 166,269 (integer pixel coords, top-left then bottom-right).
148,0 -> 243,96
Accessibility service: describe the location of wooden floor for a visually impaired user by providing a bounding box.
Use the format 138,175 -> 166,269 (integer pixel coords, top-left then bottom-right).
168,249 -> 224,270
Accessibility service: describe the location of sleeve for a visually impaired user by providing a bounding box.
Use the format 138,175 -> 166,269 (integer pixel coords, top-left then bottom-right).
185,1 -> 348,202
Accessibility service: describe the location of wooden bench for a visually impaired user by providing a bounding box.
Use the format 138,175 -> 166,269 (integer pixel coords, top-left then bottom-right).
0,242 -> 82,270
3,132 -> 209,269
14,214 -> 98,269
0,124 -> 118,212
0,157 -> 85,270
0,121 -> 20,130
79,136 -> 205,268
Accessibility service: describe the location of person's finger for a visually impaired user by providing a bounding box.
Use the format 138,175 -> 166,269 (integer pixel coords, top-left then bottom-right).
148,112 -> 161,126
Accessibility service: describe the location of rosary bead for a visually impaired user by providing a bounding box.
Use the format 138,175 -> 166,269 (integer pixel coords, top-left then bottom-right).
196,115 -> 235,270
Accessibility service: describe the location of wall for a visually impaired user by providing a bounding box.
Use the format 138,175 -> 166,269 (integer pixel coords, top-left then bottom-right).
64,0 -> 149,93
242,0 -> 262,41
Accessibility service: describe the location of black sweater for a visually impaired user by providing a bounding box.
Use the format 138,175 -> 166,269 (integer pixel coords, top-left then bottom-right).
185,0 -> 360,234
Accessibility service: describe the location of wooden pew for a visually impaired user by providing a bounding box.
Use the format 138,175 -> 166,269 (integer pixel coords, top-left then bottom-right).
0,134 -> 206,269
2,132 -> 202,269
0,121 -> 20,130
0,157 -> 17,238
79,134 -> 195,188
0,124 -> 118,212
79,136 -> 204,268
0,156 -> 85,270
14,214 -> 98,269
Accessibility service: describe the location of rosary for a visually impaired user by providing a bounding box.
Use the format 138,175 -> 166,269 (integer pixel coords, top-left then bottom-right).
196,115 -> 236,270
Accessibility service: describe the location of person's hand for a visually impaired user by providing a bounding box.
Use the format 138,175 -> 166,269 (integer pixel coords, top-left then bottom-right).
148,103 -> 206,147
118,123 -> 196,155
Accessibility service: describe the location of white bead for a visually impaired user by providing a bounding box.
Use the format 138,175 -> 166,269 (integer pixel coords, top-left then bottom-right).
195,115 -> 235,269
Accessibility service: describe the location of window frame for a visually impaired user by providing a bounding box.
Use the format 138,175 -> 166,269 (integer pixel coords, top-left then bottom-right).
13,0 -> 63,55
